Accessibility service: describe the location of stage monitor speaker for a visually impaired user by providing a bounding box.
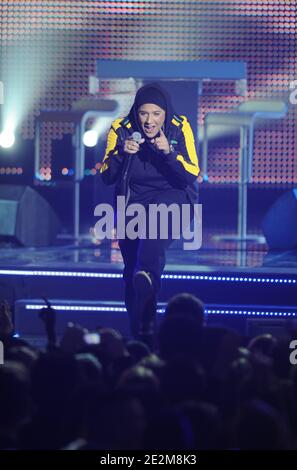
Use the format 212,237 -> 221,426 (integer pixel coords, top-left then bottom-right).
262,189 -> 297,250
0,185 -> 60,246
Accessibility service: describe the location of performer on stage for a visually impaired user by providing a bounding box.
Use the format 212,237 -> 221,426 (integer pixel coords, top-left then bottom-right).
100,83 -> 199,338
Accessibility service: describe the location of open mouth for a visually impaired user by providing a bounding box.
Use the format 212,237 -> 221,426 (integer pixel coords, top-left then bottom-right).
144,125 -> 156,134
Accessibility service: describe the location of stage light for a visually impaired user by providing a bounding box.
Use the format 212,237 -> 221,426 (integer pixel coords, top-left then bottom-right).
83,129 -> 98,147
0,130 -> 15,149
83,117 -> 113,147
22,303 -> 297,318
1,30 -> 69,156
0,269 -> 295,285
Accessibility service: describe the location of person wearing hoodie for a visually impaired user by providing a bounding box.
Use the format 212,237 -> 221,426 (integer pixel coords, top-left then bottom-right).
100,83 -> 200,338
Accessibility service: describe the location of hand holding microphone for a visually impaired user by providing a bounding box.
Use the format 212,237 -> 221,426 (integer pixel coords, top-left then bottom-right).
124,131 -> 145,154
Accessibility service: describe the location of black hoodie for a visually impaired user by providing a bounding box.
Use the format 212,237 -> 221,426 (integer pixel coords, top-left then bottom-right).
127,84 -> 186,205
100,83 -> 200,207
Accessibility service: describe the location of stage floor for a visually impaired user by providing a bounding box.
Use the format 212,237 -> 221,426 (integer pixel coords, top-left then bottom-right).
1,238 -> 296,342
0,238 -> 296,274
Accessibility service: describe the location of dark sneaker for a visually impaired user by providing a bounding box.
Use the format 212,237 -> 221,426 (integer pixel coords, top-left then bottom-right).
133,271 -> 155,338
133,270 -> 153,296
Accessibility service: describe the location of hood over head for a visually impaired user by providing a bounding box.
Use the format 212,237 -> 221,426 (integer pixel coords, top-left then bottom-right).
127,82 -> 176,137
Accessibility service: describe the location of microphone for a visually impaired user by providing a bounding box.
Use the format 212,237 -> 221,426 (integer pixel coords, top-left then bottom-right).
131,131 -> 143,143
122,131 -> 142,196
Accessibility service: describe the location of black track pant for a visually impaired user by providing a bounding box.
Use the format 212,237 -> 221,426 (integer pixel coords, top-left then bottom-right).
118,189 -> 192,337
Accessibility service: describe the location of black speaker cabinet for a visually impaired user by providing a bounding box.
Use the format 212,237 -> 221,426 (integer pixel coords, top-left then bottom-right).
0,185 -> 60,246
262,189 -> 297,250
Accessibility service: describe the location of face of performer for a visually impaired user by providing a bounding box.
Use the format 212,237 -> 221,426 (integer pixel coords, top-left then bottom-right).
137,103 -> 166,138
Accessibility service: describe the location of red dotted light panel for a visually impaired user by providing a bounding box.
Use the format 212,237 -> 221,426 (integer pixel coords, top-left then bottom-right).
0,0 -> 296,184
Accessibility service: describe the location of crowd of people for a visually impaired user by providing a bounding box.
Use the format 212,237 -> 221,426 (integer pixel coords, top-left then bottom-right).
1,293 -> 297,450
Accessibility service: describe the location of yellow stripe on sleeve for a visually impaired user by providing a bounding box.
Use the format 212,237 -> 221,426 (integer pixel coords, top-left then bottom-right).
100,126 -> 119,173
176,155 -> 199,176
111,118 -> 124,131
177,116 -> 200,176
